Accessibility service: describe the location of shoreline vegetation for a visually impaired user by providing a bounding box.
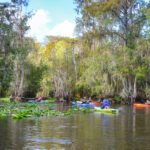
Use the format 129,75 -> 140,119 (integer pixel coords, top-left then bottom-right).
0,95 -> 144,105
0,1 -> 150,104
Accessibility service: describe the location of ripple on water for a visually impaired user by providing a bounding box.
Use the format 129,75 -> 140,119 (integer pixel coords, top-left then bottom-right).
25,137 -> 72,144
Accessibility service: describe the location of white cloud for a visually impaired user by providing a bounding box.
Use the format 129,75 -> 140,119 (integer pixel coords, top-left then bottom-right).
27,9 -> 51,42
27,9 -> 75,42
48,20 -> 75,37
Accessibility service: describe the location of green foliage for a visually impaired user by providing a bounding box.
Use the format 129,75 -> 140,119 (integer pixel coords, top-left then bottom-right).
0,101 -> 93,119
80,108 -> 94,113
114,96 -> 121,102
0,0 -> 31,96
0,97 -> 10,102
0,0 -> 150,104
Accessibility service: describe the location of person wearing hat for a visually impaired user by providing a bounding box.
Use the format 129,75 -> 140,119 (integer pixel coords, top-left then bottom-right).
101,99 -> 111,109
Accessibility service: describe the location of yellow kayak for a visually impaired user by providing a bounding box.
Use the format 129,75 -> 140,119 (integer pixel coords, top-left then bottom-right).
94,107 -> 119,114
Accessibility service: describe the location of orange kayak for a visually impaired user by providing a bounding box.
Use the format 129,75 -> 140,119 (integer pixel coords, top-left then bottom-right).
133,103 -> 150,107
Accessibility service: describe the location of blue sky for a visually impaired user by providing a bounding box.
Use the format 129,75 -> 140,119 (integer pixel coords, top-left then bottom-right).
27,0 -> 76,27
26,0 -> 77,42
1,0 -> 78,42
2,0 -> 149,42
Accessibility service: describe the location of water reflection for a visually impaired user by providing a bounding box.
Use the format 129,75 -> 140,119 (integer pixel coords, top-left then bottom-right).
0,105 -> 150,150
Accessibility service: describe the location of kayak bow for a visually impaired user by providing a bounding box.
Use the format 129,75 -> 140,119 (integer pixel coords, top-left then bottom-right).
28,101 -> 48,104
94,107 -> 119,114
133,103 -> 150,108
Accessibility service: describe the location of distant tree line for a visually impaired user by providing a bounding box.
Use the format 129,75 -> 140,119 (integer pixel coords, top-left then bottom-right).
0,0 -> 150,103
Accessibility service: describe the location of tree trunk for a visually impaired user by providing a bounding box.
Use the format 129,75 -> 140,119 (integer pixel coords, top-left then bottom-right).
14,58 -> 19,96
72,47 -> 78,81
18,59 -> 24,97
132,76 -> 137,103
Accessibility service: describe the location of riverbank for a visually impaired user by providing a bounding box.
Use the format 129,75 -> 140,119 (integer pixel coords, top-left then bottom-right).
0,97 -> 55,103
0,97 -> 9,102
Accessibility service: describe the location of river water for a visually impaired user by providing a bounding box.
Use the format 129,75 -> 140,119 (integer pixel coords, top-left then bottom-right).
0,105 -> 150,150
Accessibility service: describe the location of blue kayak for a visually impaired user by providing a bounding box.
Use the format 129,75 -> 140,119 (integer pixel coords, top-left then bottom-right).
28,101 -> 48,104
72,102 -> 94,107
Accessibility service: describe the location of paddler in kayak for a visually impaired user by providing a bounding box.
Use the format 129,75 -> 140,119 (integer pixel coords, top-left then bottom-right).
88,97 -> 92,102
101,99 -> 111,109
82,97 -> 89,104
36,96 -> 43,102
77,96 -> 88,104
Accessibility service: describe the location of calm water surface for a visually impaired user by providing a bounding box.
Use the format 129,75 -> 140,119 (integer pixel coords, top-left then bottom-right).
0,105 -> 150,150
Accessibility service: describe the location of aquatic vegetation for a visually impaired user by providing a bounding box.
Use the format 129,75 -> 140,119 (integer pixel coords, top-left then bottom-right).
80,108 -> 94,113
0,102 -> 94,120
67,108 -> 78,113
0,112 -> 7,118
61,109 -> 78,116
12,114 -> 32,119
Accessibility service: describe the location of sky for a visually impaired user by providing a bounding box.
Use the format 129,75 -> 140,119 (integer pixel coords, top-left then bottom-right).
2,0 -> 149,42
26,0 -> 77,42
1,0 -> 78,42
